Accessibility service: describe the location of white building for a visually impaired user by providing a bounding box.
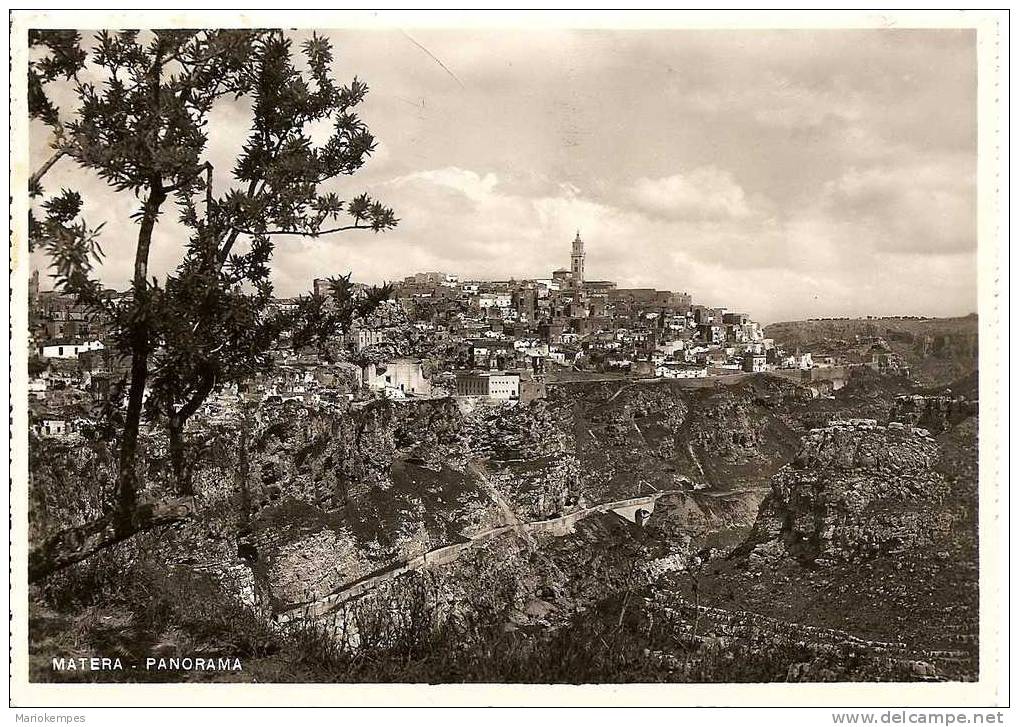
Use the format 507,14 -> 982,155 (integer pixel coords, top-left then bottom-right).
28,377 -> 47,399
656,339 -> 686,358
534,279 -> 560,297
356,328 -> 387,351
488,373 -> 520,400
364,359 -> 432,397
742,352 -> 768,373
38,340 -> 104,359
656,363 -> 708,379
476,293 -> 512,309
36,418 -> 69,437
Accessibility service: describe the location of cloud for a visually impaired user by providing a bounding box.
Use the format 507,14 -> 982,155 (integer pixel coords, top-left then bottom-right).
629,168 -> 751,220
385,167 -> 499,202
818,158 -> 976,255
29,28 -> 977,325
334,160 -> 975,323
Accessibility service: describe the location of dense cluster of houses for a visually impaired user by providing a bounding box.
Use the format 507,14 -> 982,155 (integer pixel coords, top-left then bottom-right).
27,232 -> 908,439
382,231 -> 781,386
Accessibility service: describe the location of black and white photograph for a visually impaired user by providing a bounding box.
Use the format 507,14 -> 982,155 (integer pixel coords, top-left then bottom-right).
8,9 -> 1008,713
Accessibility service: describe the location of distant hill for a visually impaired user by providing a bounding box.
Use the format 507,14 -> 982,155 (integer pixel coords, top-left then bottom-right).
765,315 -> 978,388
765,314 -> 977,347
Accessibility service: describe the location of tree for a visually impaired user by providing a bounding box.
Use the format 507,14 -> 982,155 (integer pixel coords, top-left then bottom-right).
28,29 -> 397,582
28,30 -> 86,195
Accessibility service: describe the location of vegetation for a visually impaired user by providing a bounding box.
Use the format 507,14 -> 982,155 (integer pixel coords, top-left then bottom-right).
32,557 -> 911,684
28,29 -> 396,581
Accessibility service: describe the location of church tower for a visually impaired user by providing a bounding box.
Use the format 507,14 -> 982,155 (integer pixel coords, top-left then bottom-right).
571,230 -> 585,287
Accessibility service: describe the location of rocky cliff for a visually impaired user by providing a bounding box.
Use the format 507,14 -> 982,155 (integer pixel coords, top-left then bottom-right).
889,394 -> 978,435
30,368 -> 981,683
557,377 -> 803,500
739,420 -> 951,566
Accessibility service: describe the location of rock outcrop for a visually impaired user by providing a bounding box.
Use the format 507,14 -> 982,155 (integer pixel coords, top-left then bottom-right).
740,420 -> 951,566
462,400 -> 572,460
889,394 -> 977,434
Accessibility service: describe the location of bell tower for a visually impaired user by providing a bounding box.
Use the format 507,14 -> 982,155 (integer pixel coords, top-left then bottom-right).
571,230 -> 585,287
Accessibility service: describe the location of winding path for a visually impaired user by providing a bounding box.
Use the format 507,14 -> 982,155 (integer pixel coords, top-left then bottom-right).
275,487 -> 762,625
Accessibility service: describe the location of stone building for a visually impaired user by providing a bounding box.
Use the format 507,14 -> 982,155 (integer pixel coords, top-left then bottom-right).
364,359 -> 431,397
454,371 -> 521,400
742,352 -> 768,373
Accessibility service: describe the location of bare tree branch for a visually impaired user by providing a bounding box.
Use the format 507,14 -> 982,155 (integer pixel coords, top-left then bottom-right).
234,222 -> 367,237
29,145 -> 68,192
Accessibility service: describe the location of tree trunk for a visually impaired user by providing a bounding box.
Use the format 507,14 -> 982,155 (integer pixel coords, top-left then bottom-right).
237,429 -> 250,519
33,55 -> 172,579
114,183 -> 166,533
165,374 -> 216,496
28,496 -> 193,583
167,414 -> 190,497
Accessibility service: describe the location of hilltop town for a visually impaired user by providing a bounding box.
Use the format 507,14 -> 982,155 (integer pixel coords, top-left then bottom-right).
28,231 -> 935,438
18,19 -> 993,704
26,229 -> 981,685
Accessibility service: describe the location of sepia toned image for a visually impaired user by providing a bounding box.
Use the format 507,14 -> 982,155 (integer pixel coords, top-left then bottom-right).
8,10 -> 1006,709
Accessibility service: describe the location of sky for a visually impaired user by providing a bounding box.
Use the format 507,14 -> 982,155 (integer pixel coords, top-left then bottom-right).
29,28 -> 978,324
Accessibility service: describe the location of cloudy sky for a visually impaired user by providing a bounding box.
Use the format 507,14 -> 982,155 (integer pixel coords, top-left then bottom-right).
30,27 -> 977,323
